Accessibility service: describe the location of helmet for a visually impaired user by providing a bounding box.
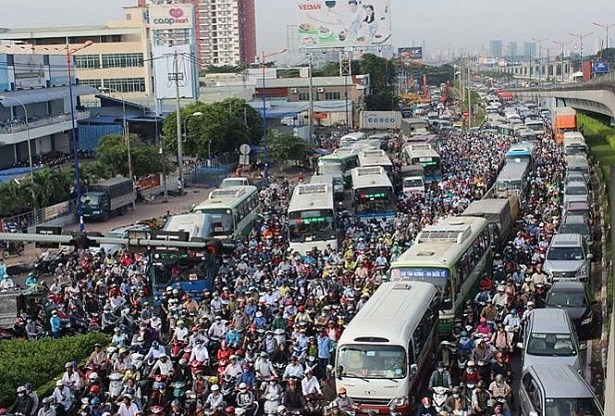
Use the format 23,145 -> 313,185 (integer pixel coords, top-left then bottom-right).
211,384 -> 220,391
276,405 -> 287,414
460,331 -> 468,337
225,406 -> 235,414
421,397 -> 431,406
238,383 -> 247,390
338,386 -> 347,394
467,360 -> 476,367
16,386 -> 26,393
89,373 -> 99,380
90,397 -> 101,406
90,385 -> 100,394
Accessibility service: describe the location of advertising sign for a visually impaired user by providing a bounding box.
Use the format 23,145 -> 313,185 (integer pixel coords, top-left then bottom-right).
297,0 -> 392,49
152,43 -> 197,100
592,61 -> 609,74
43,201 -> 70,221
13,55 -> 45,89
149,4 -> 194,30
398,46 -> 423,60
360,110 -> 401,129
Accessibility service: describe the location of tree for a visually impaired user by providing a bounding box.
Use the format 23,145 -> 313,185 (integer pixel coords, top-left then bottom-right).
162,99 -> 262,159
267,132 -> 313,166
357,54 -> 397,111
96,133 -> 166,178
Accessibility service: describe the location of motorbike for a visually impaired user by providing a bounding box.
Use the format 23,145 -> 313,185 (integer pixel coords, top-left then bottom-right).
262,391 -> 281,416
1,239 -> 24,258
431,387 -> 450,412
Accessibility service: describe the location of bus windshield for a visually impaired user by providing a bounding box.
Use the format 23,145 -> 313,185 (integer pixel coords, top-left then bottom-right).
498,180 -> 521,191
198,208 -> 234,236
337,344 -> 407,379
318,163 -> 343,175
354,187 -> 394,215
150,261 -> 209,288
288,210 -> 336,243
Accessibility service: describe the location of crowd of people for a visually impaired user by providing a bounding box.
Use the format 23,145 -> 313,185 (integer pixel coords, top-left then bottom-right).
0,108 -> 579,416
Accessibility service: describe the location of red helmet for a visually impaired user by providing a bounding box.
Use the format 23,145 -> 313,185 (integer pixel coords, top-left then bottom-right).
298,305 -> 305,312
421,397 -> 431,406
90,385 -> 100,394
225,406 -> 235,414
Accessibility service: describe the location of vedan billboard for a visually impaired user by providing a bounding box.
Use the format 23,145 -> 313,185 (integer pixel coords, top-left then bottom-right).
13,55 -> 46,89
297,0 -> 392,49
360,110 -> 401,129
149,4 -> 194,30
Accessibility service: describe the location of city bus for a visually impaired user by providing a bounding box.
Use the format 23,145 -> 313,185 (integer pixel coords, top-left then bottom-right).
351,166 -> 396,220
192,185 -> 260,240
388,216 -> 491,330
357,149 -> 394,174
400,145 -> 442,182
318,149 -> 360,188
336,281 -> 439,416
288,183 -> 339,254
495,159 -> 531,198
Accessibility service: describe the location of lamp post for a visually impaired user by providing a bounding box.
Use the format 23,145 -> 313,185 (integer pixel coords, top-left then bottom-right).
593,22 -> 614,51
570,32 -> 593,70
0,96 -> 36,218
260,48 -> 287,180
532,37 -> 549,85
98,87 -> 135,209
66,38 -> 93,232
552,39 -> 572,82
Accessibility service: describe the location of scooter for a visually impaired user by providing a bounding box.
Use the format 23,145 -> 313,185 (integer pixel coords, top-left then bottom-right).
431,386 -> 450,412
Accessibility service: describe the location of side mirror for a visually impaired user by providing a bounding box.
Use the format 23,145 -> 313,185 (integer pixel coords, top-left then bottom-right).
336,366 -> 343,380
410,364 -> 418,375
587,253 -> 593,260
516,342 -> 524,350
580,343 -> 587,351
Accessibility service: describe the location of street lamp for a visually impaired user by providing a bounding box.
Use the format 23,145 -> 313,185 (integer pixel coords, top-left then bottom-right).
593,22 -> 614,51
260,48 -> 287,180
98,87 -> 135,209
66,38 -> 93,232
183,111 -> 203,165
0,95 -> 36,217
570,32 -> 593,70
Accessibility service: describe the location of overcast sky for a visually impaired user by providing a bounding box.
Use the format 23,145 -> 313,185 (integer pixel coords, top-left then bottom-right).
1,0 -> 615,58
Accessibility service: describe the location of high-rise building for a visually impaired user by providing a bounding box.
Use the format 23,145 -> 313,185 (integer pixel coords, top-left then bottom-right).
507,42 -> 518,59
489,40 -> 502,58
194,0 -> 257,67
524,41 -> 536,60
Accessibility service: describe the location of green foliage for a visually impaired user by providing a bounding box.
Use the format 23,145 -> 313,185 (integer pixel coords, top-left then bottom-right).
200,65 -> 246,77
267,132 -> 313,165
312,62 -> 344,77
162,99 -> 262,159
412,64 -> 456,86
95,133 -> 166,179
356,54 -> 397,111
0,332 -> 108,406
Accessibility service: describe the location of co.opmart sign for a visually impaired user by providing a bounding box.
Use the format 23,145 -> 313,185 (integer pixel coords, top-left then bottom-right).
149,4 -> 193,29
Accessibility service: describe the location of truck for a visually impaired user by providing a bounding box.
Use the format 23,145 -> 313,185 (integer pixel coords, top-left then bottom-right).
401,118 -> 430,141
82,177 -> 135,221
582,61 -> 610,81
462,196 -> 519,248
552,107 -> 577,144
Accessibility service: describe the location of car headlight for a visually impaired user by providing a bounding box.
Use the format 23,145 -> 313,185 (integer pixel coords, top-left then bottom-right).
576,263 -> 588,276
390,397 -> 408,408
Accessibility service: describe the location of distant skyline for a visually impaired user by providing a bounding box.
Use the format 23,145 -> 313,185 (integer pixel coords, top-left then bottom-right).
1,0 -> 615,59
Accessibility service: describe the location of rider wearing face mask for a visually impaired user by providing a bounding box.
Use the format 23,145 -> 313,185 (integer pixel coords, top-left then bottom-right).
8,386 -> 34,416
333,387 -> 358,414
428,362 -> 452,389
444,386 -> 467,413
416,397 -> 438,416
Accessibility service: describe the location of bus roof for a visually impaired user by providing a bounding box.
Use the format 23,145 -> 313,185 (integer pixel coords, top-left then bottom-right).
351,167 -> 392,190
416,216 -> 488,244
497,159 -> 530,181
338,281 -> 437,346
288,183 -> 334,213
163,213 -> 212,239
195,185 -> 258,210
406,147 -> 440,158
358,150 -> 393,168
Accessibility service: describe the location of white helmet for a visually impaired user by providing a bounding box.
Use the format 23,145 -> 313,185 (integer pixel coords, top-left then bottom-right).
276,405 -> 287,415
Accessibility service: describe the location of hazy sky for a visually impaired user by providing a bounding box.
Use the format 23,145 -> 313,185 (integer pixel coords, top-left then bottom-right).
1,0 -> 615,57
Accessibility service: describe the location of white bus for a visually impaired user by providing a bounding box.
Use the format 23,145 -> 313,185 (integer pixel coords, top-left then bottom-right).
336,281 -> 439,416
357,149 -> 394,174
351,166 -> 396,220
339,132 -> 366,148
495,159 -> 531,198
288,183 -> 339,253
388,216 -> 491,330
192,186 -> 260,240
401,144 -> 442,182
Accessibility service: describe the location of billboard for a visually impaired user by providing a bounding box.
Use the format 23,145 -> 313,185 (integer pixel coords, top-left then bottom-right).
360,110 -> 401,129
152,43 -> 198,100
149,4 -> 194,30
13,55 -> 46,89
592,61 -> 609,75
398,46 -> 422,60
297,0 -> 392,49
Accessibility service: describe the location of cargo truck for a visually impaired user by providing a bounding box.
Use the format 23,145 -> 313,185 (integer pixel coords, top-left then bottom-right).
82,177 -> 135,221
552,107 -> 577,144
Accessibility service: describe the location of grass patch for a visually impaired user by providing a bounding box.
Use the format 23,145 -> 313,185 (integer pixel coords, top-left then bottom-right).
578,113 -> 615,314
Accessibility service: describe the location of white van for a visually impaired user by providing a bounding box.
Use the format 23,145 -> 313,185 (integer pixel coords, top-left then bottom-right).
339,132 -> 366,148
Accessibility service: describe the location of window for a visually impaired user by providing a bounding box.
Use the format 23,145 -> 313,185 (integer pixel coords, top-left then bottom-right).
74,54 -> 100,69
101,53 -> 144,68
79,79 -> 102,89
454,229 -> 490,293
324,92 -> 341,100
102,78 -> 146,93
412,297 -> 438,362
298,93 -> 309,101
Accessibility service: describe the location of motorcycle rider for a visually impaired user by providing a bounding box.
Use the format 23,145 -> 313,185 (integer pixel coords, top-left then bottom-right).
87,343 -> 109,372
488,374 -> 512,403
238,363 -> 257,389
223,355 -> 243,379
149,354 -> 174,379
443,386 -> 467,414
36,397 -> 55,416
25,273 -> 38,287
50,310 -> 62,339
471,381 -> 490,416
254,351 -> 277,380
204,384 -> 225,412
190,338 -> 210,366
428,362 -> 452,389
461,360 -> 481,386
24,383 -> 39,416
333,387 -> 358,414
457,331 -> 474,356
282,355 -> 304,380
236,383 -> 255,411
51,380 -> 72,416
7,386 -> 35,416
282,378 -> 306,413
416,397 -> 438,416
60,362 -> 83,393
301,367 -> 322,398
144,340 -> 167,362
116,394 -> 140,416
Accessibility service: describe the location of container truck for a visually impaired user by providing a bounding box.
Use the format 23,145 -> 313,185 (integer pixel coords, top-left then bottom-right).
552,107 -> 577,144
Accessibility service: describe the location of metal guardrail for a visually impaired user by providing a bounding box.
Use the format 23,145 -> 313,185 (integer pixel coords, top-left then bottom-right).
513,71 -> 615,94
0,111 -> 90,134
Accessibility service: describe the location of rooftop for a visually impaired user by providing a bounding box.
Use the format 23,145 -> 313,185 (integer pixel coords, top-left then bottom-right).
0,25 -> 141,39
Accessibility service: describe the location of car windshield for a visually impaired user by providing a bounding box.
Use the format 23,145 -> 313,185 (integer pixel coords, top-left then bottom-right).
566,186 -> 588,195
547,247 -> 584,261
545,398 -> 601,416
560,224 -> 590,236
403,178 -> 423,188
105,231 -> 125,239
527,333 -> 577,356
337,344 -> 407,379
547,290 -> 586,307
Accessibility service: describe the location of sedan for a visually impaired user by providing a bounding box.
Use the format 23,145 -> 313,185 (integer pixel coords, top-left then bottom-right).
545,281 -> 598,338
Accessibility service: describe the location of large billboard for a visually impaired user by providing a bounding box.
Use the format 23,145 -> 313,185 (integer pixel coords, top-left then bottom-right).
149,4 -> 194,30
297,0 -> 392,49
360,110 -> 401,129
13,55 -> 46,89
398,46 -> 422,60
152,43 -> 198,100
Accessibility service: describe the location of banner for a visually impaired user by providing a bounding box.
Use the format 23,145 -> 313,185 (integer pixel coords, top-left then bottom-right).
138,174 -> 161,191
148,4 -> 194,30
13,55 -> 46,89
360,110 -> 401,129
43,201 -> 70,222
297,0 -> 392,49
398,47 -> 423,60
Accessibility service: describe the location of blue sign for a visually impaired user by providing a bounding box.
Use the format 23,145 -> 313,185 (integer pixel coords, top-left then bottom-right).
593,62 -> 609,74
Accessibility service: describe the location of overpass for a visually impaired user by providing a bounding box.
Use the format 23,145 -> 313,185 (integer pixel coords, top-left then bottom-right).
515,72 -> 615,124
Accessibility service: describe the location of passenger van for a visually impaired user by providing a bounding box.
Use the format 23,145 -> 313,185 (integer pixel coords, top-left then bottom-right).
518,308 -> 584,373
519,365 -> 603,416
543,233 -> 592,282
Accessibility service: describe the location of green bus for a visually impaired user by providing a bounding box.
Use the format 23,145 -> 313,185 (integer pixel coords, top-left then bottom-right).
318,148 -> 359,188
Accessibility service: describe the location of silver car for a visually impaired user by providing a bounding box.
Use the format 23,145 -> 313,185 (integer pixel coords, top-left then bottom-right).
543,233 -> 591,282
563,181 -> 589,207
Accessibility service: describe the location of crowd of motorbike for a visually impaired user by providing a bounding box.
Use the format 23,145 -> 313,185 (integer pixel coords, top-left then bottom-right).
0,110 -> 578,416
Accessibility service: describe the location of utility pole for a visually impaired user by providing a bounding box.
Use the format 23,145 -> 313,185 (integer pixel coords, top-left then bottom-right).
532,37 -> 549,85
307,52 -> 314,144
169,50 -> 184,191
570,32 -> 593,70
593,22 -> 615,50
